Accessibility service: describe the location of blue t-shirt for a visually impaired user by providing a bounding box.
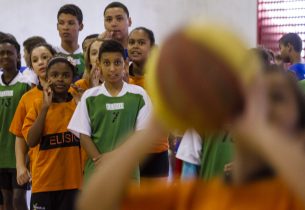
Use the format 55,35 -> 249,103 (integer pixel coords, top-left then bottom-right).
289,63 -> 305,80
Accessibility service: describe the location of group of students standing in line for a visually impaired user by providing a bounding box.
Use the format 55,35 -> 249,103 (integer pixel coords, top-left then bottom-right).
1,1 -> 305,210
0,2 -> 170,210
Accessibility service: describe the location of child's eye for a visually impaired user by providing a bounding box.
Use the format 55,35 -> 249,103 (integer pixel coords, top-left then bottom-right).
115,60 -> 122,65
105,17 -> 112,22
116,16 -> 123,21
103,61 -> 110,66
68,21 -> 75,25
91,50 -> 98,56
51,73 -> 58,78
138,41 -> 145,46
63,73 -> 71,78
128,40 -> 135,45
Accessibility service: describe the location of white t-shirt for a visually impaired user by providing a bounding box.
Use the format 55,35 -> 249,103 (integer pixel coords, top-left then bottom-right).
22,67 -> 38,85
176,129 -> 202,165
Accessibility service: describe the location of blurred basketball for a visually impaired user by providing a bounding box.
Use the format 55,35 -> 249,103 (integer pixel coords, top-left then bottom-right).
146,23 -> 259,133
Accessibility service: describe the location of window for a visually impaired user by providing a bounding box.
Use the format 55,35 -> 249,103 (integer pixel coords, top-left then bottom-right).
258,0 -> 305,56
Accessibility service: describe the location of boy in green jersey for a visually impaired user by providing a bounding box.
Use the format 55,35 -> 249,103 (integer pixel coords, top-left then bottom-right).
0,38 -> 30,210
199,133 -> 234,180
68,40 -> 151,181
177,130 -> 234,180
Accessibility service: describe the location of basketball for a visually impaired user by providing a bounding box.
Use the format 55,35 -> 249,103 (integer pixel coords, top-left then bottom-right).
146,23 -> 259,133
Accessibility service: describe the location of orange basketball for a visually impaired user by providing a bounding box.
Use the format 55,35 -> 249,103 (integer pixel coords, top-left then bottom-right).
146,23 -> 259,133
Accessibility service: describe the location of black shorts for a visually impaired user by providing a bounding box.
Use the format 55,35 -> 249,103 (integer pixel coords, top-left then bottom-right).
140,150 -> 169,178
0,168 -> 29,190
31,189 -> 79,210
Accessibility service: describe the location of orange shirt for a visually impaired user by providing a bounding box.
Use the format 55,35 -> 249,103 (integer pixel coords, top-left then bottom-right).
75,79 -> 89,91
70,79 -> 89,97
22,97 -> 83,193
9,86 -> 43,137
129,74 -> 169,153
123,178 -> 304,210
9,86 -> 43,172
129,75 -> 145,88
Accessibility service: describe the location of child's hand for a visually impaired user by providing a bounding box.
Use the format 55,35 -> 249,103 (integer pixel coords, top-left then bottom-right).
224,162 -> 234,173
71,84 -> 85,104
93,154 -> 103,167
231,75 -> 269,150
98,31 -> 114,41
89,67 -> 102,88
43,82 -> 53,108
16,165 -> 31,185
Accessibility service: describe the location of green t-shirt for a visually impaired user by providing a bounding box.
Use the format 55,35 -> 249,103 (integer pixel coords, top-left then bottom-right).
200,132 -> 234,180
68,82 -> 151,181
56,46 -> 85,80
0,72 -> 30,168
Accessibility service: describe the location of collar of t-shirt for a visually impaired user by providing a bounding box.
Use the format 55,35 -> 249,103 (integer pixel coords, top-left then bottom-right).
101,82 -> 128,97
57,45 -> 82,55
0,71 -> 20,86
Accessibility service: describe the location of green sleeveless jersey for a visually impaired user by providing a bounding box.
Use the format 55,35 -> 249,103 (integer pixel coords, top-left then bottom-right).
68,82 -> 152,181
0,72 -> 30,168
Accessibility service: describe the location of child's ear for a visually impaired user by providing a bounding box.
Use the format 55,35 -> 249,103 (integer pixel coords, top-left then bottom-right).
288,43 -> 293,52
79,23 -> 84,31
124,59 -> 129,68
17,53 -> 21,64
128,17 -> 132,27
124,61 -> 129,75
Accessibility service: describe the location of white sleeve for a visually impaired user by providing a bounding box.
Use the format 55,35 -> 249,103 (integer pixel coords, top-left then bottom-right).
176,129 -> 202,165
68,96 -> 92,138
135,91 -> 152,131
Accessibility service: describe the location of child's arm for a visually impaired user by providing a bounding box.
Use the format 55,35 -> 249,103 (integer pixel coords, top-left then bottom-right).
27,86 -> 52,147
68,89 -> 99,164
80,134 -> 102,164
15,137 -> 30,185
231,78 -> 305,205
78,119 -> 165,210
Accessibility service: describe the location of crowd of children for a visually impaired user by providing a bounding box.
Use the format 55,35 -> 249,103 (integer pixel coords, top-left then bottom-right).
1,1 -> 305,210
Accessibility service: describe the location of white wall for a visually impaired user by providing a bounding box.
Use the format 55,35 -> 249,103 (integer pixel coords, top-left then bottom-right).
0,0 -> 257,65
